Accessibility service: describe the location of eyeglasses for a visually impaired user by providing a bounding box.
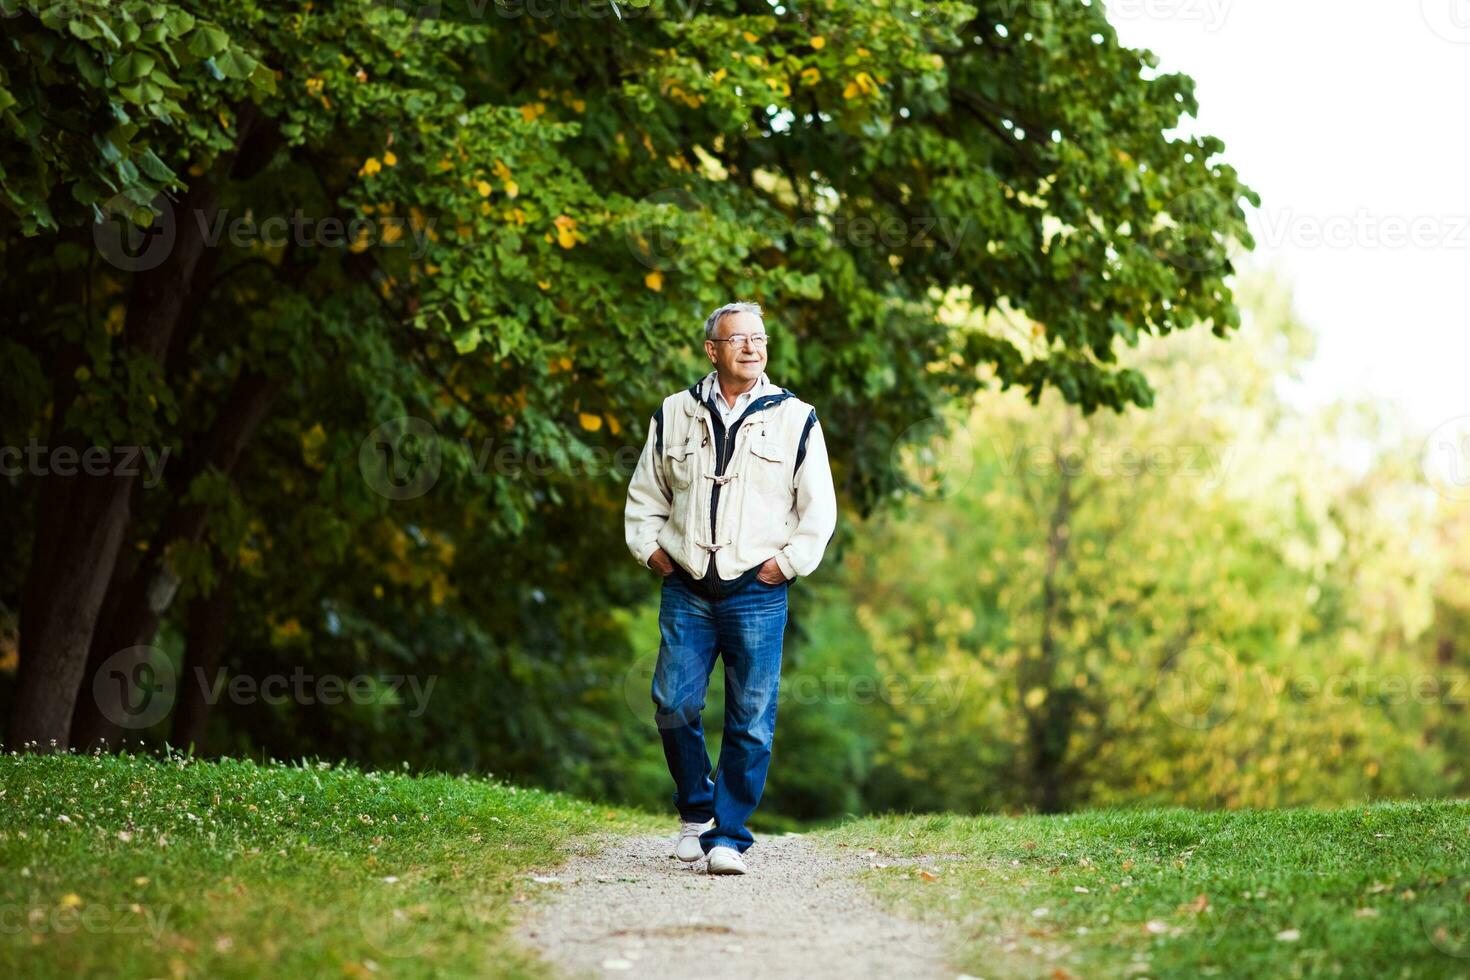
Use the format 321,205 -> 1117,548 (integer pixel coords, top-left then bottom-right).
708,334 -> 769,349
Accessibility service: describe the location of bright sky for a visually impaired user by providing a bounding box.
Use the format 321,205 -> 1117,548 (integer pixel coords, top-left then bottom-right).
1105,0 -> 1470,434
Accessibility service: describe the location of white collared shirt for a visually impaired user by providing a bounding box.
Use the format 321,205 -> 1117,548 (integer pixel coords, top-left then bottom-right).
700,371 -> 772,429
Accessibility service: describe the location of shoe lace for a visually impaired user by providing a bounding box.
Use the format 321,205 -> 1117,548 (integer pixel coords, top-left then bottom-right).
680,820 -> 709,837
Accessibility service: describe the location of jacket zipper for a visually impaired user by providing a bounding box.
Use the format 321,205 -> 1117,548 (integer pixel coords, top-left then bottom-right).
697,384 -> 791,578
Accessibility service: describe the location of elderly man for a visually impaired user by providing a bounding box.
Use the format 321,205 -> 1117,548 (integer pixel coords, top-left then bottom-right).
624,301 -> 838,875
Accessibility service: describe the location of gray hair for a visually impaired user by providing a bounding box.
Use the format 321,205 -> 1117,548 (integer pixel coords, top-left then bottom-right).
704,301 -> 764,341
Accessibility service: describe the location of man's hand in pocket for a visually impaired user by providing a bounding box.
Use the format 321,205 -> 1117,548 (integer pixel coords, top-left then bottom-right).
756,557 -> 789,585
648,548 -> 675,577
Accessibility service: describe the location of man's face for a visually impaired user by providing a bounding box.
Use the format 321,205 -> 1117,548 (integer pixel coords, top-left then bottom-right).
705,310 -> 768,384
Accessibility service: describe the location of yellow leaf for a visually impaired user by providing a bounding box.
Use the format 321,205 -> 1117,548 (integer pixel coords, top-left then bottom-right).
578,412 -> 603,432
271,617 -> 304,644
538,280 -> 551,290
503,179 -> 519,199
300,423 -> 328,469
607,415 -> 622,436
554,214 -> 578,249
383,151 -> 398,167
60,894 -> 83,909
742,30 -> 759,42
476,180 -> 492,197
811,36 -> 826,49
359,157 -> 382,177
801,67 -> 821,86
644,270 -> 664,291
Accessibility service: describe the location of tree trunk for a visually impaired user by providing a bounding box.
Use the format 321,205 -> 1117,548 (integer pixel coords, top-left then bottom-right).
1025,422 -> 1075,813
171,574 -> 233,752
70,369 -> 280,749
7,107 -> 266,751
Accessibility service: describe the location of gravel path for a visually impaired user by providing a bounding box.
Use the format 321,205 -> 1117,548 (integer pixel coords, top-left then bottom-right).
513,831 -> 957,979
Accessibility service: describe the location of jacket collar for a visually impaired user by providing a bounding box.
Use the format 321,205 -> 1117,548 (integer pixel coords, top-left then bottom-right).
683,370 -> 780,416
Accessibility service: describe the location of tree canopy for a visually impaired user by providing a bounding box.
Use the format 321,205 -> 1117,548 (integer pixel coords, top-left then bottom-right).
0,0 -> 1255,759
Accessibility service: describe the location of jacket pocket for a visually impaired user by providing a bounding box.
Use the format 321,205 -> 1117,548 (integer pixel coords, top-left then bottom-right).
747,439 -> 788,497
664,440 -> 698,492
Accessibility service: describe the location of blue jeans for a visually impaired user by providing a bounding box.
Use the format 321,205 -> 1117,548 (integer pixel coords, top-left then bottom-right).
651,571 -> 789,855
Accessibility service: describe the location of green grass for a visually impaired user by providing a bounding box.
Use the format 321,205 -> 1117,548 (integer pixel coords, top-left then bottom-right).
817,802 -> 1470,979
9,755 -> 1469,979
0,752 -> 659,978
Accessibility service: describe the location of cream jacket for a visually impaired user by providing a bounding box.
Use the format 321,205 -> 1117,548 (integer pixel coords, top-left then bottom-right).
624,371 -> 837,582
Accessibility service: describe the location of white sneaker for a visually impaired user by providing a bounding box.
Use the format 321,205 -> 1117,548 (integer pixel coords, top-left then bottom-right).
706,845 -> 747,875
674,819 -> 714,862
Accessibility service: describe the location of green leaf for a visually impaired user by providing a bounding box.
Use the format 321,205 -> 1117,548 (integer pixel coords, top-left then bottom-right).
454,327 -> 482,354
187,25 -> 231,59
90,15 -> 121,47
163,10 -> 196,35
110,52 -> 157,84
137,149 -> 175,182
213,48 -> 258,81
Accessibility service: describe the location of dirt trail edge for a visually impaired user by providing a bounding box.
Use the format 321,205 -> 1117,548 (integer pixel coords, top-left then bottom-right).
514,831 -> 958,979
